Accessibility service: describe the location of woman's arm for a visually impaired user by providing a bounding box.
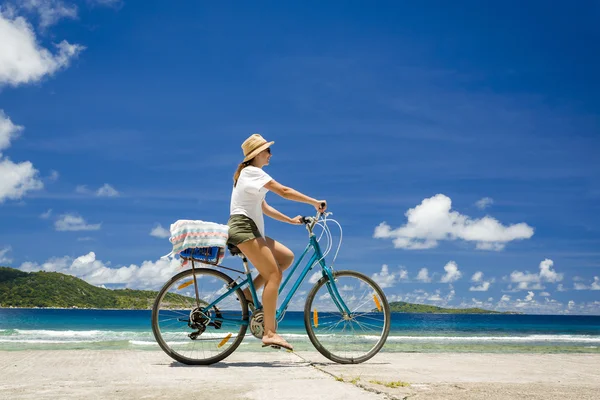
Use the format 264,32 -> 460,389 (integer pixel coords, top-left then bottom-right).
262,200 -> 302,224
264,180 -> 326,212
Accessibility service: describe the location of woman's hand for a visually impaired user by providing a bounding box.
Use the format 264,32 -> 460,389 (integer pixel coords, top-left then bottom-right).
289,215 -> 304,225
314,200 -> 327,213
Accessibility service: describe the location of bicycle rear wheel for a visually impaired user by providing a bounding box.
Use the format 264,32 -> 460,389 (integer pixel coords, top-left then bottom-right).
304,270 -> 390,364
151,267 -> 248,365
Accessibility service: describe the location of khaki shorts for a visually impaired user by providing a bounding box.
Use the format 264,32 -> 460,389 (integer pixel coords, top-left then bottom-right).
227,214 -> 262,247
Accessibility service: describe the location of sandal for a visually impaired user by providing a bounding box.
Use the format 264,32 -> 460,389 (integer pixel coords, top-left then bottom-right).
262,337 -> 294,352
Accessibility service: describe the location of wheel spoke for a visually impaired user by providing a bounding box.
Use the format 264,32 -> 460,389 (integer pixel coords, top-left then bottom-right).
305,271 -> 390,364
152,268 -> 248,365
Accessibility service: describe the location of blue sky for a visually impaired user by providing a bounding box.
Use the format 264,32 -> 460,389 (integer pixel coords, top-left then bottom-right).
1,0 -> 599,314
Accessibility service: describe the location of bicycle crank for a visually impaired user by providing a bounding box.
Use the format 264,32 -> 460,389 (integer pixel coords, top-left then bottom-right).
249,311 -> 278,339
249,311 -> 264,339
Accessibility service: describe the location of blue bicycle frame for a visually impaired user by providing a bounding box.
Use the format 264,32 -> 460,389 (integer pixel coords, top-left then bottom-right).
198,223 -> 351,327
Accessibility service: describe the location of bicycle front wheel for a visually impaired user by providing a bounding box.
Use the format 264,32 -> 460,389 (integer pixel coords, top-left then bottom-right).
151,267 -> 248,365
304,270 -> 391,364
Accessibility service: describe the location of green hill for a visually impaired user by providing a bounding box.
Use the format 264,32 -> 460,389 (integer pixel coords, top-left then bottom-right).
1,267 -> 511,313
0,267 -> 192,309
388,301 -> 509,314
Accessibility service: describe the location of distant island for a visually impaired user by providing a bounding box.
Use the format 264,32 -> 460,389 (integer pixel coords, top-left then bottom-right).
388,301 -> 513,314
1,267 -> 511,313
0,267 -> 191,309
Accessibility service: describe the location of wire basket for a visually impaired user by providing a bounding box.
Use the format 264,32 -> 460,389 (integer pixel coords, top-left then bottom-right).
178,246 -> 225,266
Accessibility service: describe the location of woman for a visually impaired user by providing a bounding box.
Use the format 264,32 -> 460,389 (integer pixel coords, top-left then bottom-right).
228,133 -> 327,351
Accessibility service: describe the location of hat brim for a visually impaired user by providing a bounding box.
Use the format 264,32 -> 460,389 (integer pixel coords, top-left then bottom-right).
243,141 -> 274,162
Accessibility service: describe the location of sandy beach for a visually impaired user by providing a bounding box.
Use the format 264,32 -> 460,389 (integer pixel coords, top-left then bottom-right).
0,350 -> 598,400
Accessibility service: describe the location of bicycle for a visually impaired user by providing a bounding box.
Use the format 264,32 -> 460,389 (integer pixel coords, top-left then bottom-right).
151,209 -> 391,365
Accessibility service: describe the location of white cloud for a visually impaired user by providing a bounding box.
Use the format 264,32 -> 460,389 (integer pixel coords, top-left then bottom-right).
440,261 -> 461,283
447,288 -> 455,301
150,224 -> 170,239
538,259 -> 562,283
398,268 -> 408,280
47,170 -> 59,182
96,183 -> 119,197
40,208 -> 52,219
539,292 -> 550,297
488,294 -> 600,315
76,184 -> 120,197
475,197 -> 493,210
0,10 -> 82,204
0,109 -> 23,152
470,297 -> 483,307
22,0 -> 78,29
18,251 -> 180,289
427,290 -> 443,302
525,291 -> 535,301
0,156 -> 44,203
557,284 -> 566,292
574,277 -> 600,291
416,267 -> 431,283
373,194 -> 534,251
385,294 -> 404,303
371,264 -> 397,288
55,213 -> 101,231
471,271 -> 483,282
509,258 -> 563,290
475,242 -> 505,251
87,0 -> 122,7
518,281 -> 545,290
388,288 -> 453,306
470,281 -> 491,292
0,10 -> 84,87
469,271 -> 494,291
308,272 -> 321,285
75,185 -> 90,194
0,111 -> 44,203
0,246 -> 12,264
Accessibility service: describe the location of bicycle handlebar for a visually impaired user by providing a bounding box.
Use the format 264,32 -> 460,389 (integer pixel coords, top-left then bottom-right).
300,216 -> 313,225
300,202 -> 327,231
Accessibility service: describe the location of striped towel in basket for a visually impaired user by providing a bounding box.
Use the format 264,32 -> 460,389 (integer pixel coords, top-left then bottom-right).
169,220 -> 229,263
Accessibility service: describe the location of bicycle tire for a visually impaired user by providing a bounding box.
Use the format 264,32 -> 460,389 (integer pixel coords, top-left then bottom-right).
304,270 -> 391,364
151,267 -> 248,365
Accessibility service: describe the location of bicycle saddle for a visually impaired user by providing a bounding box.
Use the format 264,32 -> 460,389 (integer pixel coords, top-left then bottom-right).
227,244 -> 243,256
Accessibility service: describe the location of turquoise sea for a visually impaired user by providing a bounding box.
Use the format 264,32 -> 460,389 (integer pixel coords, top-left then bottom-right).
1,309 -> 599,353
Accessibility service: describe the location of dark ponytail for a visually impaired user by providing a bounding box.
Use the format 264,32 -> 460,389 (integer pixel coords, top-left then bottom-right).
233,161 -> 251,186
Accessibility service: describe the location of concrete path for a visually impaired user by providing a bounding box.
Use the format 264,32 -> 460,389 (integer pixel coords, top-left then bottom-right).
1,351 -> 599,399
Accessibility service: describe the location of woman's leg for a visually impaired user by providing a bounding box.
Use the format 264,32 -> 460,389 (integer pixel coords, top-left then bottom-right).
236,237 -> 292,348
243,237 -> 294,300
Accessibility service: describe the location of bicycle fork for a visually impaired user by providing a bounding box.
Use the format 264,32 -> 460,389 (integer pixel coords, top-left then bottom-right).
322,270 -> 353,317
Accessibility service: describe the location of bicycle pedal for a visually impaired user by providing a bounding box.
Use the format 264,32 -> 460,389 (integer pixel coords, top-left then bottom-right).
261,344 -> 293,352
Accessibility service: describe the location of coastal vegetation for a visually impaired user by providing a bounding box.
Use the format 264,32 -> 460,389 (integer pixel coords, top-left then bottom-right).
1,267 -> 508,313
0,267 -> 191,309
388,301 -> 509,314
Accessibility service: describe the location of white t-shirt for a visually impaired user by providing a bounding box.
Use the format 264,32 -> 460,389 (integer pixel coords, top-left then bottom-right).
230,166 -> 273,237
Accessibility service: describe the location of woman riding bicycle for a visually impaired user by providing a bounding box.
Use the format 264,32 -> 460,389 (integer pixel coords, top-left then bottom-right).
228,133 -> 327,351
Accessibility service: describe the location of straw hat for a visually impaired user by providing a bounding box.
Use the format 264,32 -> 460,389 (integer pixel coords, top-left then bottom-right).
242,134 -> 274,162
